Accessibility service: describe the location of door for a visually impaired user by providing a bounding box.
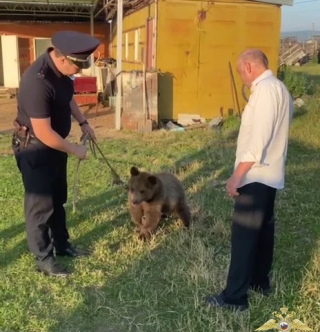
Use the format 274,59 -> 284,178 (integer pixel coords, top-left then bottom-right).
1,35 -> 20,88
18,38 -> 31,77
34,38 -> 52,59
197,3 -> 242,118
157,0 -> 202,119
146,18 -> 154,69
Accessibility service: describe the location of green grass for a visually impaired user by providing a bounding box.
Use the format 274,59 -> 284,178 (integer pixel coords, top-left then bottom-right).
1,80 -> 320,332
292,62 -> 320,91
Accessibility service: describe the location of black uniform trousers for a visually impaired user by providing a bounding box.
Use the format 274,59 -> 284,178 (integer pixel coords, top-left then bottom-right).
14,143 -> 71,261
221,182 -> 277,305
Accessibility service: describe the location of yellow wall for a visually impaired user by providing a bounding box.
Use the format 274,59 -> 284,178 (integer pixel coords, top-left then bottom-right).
111,3 -> 155,72
113,0 -> 281,120
157,0 -> 281,120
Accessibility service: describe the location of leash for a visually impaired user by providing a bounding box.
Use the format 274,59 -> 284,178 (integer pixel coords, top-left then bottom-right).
72,133 -> 127,213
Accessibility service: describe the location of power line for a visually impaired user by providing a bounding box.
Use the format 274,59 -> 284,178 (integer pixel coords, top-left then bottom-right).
294,0 -> 320,4
283,8 -> 320,12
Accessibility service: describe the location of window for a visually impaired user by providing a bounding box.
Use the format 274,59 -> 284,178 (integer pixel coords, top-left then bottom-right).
34,38 -> 52,59
134,29 -> 140,61
125,33 -> 128,60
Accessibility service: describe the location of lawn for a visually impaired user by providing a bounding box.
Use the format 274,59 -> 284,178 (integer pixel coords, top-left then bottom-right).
292,61 -> 320,89
1,66 -> 320,332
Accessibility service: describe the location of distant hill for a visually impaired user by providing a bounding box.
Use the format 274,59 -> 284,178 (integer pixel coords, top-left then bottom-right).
281,30 -> 320,42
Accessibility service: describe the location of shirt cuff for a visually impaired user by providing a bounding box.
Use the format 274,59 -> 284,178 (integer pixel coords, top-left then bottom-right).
239,150 -> 267,167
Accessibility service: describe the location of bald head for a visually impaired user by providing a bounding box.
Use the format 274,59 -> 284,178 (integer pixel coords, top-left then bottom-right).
238,49 -> 269,68
236,48 -> 269,88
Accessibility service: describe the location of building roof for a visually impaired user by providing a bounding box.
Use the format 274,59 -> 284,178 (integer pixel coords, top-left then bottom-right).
0,0 -> 107,22
102,0 -> 293,21
253,0 -> 293,5
0,0 -> 294,23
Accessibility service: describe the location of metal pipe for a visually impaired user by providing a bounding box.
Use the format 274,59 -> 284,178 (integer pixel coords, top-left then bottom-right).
0,0 -> 92,5
94,0 -> 115,18
0,12 -> 90,17
115,0 -> 123,130
90,5 -> 95,76
108,20 -> 113,57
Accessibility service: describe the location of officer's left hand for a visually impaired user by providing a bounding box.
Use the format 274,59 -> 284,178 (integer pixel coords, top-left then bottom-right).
81,124 -> 96,140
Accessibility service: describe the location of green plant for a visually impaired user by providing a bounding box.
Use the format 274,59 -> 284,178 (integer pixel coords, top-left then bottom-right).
277,65 -> 311,98
311,54 -> 318,64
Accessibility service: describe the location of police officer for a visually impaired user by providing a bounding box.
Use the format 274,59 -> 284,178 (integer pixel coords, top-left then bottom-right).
12,31 -> 100,277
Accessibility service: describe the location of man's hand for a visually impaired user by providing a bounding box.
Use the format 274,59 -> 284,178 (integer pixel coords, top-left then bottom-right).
80,123 -> 96,140
226,174 -> 241,198
73,144 -> 87,160
226,161 -> 255,197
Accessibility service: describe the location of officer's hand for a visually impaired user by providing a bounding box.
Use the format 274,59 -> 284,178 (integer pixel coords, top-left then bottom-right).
81,124 -> 96,140
73,144 -> 87,160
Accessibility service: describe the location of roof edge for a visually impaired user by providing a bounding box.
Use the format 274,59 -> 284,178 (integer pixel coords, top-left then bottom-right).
251,0 -> 294,6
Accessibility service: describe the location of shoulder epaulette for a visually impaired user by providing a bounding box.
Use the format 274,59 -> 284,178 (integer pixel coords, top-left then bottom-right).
37,60 -> 48,79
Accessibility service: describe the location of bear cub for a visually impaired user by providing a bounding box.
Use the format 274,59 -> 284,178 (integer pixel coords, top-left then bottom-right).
127,166 -> 191,240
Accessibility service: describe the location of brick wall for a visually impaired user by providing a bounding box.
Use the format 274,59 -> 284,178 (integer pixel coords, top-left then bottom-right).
0,22 -> 109,76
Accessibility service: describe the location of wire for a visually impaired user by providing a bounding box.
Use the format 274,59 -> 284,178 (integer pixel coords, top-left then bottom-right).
294,0 -> 320,4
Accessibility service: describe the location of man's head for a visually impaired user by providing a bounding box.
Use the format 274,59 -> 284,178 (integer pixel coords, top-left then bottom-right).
236,48 -> 269,88
50,30 -> 101,76
50,48 -> 82,76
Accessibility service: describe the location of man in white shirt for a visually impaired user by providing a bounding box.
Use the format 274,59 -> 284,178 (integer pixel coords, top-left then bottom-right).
205,49 -> 294,311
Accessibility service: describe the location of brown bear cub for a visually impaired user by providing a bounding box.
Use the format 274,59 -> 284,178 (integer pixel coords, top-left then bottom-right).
127,166 -> 191,241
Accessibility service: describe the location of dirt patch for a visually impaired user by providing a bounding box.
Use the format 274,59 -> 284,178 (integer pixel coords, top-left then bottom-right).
0,97 -> 128,139
0,98 -> 134,155
0,98 -> 18,134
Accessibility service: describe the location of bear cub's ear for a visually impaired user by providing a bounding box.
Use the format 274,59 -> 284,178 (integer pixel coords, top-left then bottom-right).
130,166 -> 140,176
148,175 -> 157,186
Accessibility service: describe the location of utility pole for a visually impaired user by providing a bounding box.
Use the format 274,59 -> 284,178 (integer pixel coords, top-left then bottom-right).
115,0 -> 123,130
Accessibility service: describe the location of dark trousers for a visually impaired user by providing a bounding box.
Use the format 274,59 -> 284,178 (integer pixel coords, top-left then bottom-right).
14,144 -> 71,261
221,182 -> 277,305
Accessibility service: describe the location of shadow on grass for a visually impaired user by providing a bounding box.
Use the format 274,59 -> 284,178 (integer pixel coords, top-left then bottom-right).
40,119 -> 317,331
0,187 -> 127,270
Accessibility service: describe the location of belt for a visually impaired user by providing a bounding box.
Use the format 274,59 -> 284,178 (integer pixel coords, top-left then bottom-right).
12,133 -> 42,148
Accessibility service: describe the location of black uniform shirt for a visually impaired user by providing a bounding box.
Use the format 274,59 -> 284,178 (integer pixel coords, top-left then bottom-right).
17,47 -> 74,139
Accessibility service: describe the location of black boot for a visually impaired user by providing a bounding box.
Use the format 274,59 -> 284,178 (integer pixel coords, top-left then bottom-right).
36,257 -> 71,277
55,244 -> 91,258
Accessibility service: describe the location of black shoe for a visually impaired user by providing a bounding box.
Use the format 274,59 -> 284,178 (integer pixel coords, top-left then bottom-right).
204,293 -> 248,312
55,245 -> 90,258
36,259 -> 71,277
249,285 -> 271,297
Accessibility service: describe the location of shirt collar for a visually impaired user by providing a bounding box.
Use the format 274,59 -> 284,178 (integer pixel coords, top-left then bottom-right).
250,69 -> 273,92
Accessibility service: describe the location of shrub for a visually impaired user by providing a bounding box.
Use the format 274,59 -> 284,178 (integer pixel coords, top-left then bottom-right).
311,54 -> 318,64
277,65 -> 311,98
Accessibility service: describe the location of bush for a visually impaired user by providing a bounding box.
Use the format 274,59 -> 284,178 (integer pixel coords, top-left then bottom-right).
311,54 -> 318,64
277,65 -> 311,98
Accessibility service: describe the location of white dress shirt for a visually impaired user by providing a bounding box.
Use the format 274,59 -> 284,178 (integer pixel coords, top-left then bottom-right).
234,69 -> 294,190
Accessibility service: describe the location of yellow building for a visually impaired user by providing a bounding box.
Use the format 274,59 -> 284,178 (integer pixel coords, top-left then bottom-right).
110,0 -> 293,122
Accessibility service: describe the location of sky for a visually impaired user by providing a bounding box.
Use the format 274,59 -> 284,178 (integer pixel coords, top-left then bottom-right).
281,0 -> 320,31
